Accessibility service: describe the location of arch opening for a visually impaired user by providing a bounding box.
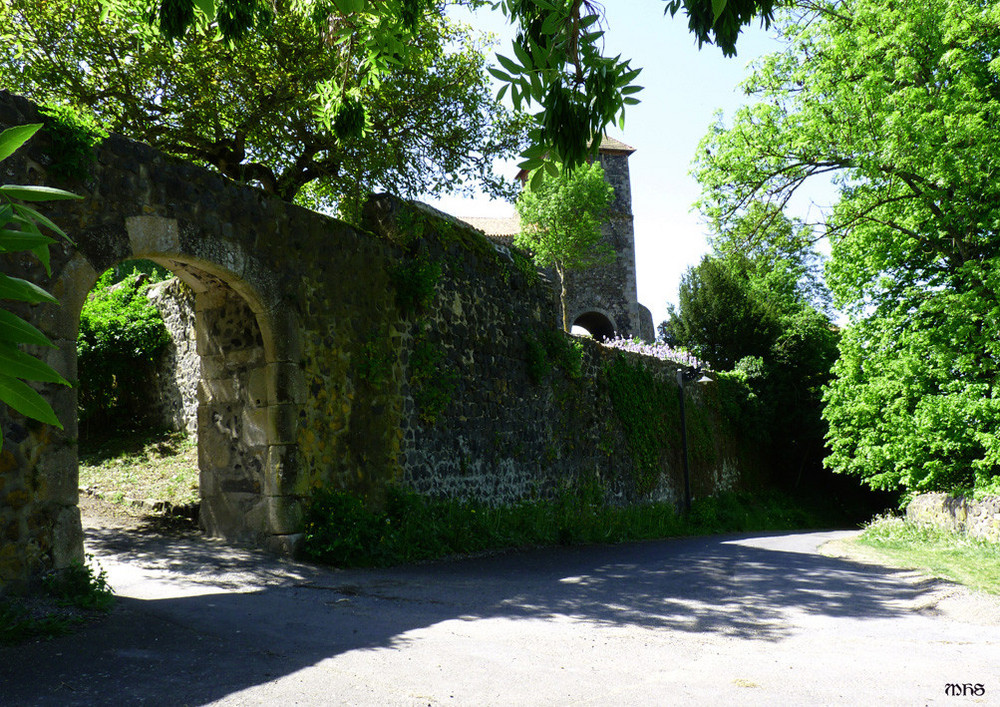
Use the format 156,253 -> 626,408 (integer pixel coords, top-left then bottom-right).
75,256 -> 279,545
572,311 -> 616,342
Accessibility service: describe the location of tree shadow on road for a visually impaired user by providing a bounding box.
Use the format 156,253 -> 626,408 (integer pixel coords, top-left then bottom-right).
0,527 -> 948,705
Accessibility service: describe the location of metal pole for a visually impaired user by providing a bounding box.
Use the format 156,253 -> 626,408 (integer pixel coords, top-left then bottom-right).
676,369 -> 691,514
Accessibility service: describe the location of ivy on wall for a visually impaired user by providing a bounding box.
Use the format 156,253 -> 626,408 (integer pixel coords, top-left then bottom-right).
604,354 -> 680,494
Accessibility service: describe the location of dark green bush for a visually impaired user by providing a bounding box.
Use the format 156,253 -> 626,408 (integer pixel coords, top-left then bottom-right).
77,267 -> 170,428
300,485 -> 830,568
40,104 -> 107,181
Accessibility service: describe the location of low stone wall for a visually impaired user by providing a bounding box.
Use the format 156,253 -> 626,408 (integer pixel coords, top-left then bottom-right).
906,493 -> 1000,543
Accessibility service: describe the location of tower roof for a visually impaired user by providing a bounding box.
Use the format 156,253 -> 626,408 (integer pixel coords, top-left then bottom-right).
597,135 -> 636,154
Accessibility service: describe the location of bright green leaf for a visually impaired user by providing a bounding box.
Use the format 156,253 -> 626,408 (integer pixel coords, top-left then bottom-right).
0,372 -> 63,427
0,344 -> 69,386
0,309 -> 54,348
0,123 -> 42,162
0,185 -> 83,202
0,273 -> 58,304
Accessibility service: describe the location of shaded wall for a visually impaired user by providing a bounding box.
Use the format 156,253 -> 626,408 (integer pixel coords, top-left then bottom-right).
0,92 -> 765,594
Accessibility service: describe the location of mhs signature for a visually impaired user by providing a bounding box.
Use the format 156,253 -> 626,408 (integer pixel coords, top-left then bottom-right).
945,684 -> 985,697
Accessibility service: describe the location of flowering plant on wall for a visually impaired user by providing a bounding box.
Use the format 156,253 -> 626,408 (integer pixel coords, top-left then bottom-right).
600,336 -> 702,369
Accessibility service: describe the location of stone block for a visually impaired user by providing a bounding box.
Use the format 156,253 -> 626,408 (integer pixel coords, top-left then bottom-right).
265,362 -> 308,405
198,377 -> 239,405
241,407 -> 269,447
266,494 -> 305,535
266,404 -> 299,445
264,444 -> 299,496
51,505 -> 84,568
264,533 -> 303,557
126,214 -> 182,256
32,444 -> 79,506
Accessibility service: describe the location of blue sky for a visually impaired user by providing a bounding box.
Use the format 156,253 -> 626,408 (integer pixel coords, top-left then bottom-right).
425,3 -> 784,329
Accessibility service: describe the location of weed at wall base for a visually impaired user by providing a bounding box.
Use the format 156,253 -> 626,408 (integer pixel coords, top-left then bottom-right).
300,486 -> 831,568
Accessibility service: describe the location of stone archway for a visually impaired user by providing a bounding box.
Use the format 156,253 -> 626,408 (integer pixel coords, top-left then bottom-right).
572,311 -> 617,341
28,215 -> 304,575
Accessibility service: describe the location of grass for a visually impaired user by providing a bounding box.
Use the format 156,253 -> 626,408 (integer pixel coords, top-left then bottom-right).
0,556 -> 115,646
853,515 -> 1000,595
302,485 -> 835,568
79,428 -> 199,508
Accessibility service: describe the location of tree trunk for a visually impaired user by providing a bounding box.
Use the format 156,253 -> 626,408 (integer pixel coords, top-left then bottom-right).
556,263 -> 569,332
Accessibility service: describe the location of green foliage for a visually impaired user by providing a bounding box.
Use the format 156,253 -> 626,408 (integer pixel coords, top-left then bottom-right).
1,554 -> 114,646
660,255 -> 781,370
0,123 -> 80,451
858,515 -> 1000,596
604,355 -> 680,494
355,333 -> 396,388
408,326 -> 458,426
77,268 -> 171,427
390,252 -> 441,318
38,104 -> 107,181
301,484 -> 829,568
516,161 -> 615,330
97,0 -> 773,176
1,1 -> 528,208
0,599 -> 74,645
692,0 -> 1000,495
42,556 -> 115,612
524,328 -> 583,384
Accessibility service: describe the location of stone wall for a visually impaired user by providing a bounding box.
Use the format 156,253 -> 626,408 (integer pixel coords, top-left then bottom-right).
906,493 -> 1000,543
0,91 -> 767,594
146,278 -> 199,436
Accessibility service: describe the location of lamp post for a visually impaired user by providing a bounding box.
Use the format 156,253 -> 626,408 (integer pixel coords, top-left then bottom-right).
676,366 -> 710,514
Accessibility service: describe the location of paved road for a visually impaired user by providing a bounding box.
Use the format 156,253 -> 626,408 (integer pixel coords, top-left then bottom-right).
2,523 -> 998,706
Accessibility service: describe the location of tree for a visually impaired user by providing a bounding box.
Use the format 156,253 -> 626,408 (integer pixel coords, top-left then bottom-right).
96,0 -> 778,174
0,1 -> 529,213
515,161 -> 614,331
659,255 -> 780,371
660,248 -> 839,489
692,0 -> 1000,495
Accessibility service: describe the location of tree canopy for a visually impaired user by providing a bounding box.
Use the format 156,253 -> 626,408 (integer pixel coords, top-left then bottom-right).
515,160 -> 614,331
693,0 -> 1000,495
95,0 -> 777,174
0,0 -> 529,214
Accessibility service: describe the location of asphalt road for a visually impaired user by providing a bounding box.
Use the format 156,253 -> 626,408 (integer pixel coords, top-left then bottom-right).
2,522 -> 998,706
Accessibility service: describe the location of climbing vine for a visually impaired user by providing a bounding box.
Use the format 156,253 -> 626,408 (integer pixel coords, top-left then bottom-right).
409,325 -> 458,425
604,354 -> 679,494
524,328 -> 584,384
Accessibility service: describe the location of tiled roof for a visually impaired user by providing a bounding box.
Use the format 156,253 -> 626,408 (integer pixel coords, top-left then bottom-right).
458,216 -> 521,247
598,135 -> 636,154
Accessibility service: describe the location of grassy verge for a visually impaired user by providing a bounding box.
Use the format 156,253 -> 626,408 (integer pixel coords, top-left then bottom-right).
853,515 -> 1000,595
79,428 -> 198,508
302,485 -> 833,568
0,557 -> 115,646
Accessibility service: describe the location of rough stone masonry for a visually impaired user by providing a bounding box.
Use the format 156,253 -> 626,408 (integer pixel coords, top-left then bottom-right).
0,92 -> 763,594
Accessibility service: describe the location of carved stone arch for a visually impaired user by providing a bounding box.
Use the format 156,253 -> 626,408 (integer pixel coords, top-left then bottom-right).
122,215 -> 303,549
35,215 -> 304,573
571,310 -> 617,341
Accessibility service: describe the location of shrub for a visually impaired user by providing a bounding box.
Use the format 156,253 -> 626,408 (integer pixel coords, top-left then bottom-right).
77,266 -> 170,428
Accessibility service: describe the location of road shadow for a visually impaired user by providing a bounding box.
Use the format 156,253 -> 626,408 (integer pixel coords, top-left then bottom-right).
0,526 -> 946,705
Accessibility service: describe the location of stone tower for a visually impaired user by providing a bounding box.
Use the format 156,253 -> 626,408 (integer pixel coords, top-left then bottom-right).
463,136 -> 654,341
562,136 -> 653,341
